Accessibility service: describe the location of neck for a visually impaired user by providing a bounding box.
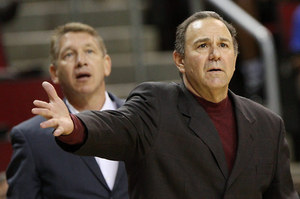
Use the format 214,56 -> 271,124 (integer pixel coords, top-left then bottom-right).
183,76 -> 228,103
66,90 -> 106,112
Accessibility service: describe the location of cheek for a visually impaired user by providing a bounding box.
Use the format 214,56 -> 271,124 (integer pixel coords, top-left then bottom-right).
58,68 -> 72,81
229,60 -> 236,75
185,55 -> 203,71
185,66 -> 203,83
224,55 -> 236,72
57,69 -> 66,78
94,67 -> 105,78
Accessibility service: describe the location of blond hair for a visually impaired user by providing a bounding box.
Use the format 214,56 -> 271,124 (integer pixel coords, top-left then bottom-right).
50,22 -> 107,65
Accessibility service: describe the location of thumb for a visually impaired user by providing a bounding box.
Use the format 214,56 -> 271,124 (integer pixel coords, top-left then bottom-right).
42,81 -> 59,101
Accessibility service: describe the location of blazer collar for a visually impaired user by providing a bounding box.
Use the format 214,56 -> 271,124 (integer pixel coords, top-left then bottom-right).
107,92 -> 125,108
112,161 -> 127,191
80,156 -> 127,192
178,83 -> 256,182
178,83 -> 229,178
80,156 -> 111,190
226,91 -> 256,189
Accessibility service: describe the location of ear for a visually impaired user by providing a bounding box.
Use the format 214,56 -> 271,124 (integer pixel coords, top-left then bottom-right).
49,64 -> 59,84
173,51 -> 185,74
103,54 -> 112,77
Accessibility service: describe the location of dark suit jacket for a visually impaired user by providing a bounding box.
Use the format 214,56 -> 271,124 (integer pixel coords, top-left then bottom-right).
6,93 -> 129,199
58,82 -> 299,199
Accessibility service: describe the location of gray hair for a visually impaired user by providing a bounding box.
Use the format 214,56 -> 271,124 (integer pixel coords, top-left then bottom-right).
174,11 -> 238,57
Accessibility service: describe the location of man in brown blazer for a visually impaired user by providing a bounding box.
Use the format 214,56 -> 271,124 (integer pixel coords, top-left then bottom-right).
32,11 -> 299,198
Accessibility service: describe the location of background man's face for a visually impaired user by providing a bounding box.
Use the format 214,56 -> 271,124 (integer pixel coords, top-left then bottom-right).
51,32 -> 111,98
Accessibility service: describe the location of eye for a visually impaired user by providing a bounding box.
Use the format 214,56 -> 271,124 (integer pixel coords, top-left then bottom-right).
198,43 -> 207,48
220,43 -> 228,48
63,52 -> 74,59
86,49 -> 94,54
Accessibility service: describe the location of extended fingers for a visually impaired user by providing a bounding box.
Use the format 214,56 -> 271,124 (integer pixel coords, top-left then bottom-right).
39,118 -> 58,129
33,100 -> 50,109
31,107 -> 53,118
53,127 -> 64,137
38,117 -> 72,137
32,100 -> 52,118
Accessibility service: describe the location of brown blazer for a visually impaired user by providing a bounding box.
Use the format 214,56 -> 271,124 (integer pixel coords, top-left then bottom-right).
58,82 -> 299,199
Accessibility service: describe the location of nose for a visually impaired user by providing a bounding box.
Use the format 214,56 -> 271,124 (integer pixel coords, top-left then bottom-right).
76,51 -> 87,67
209,46 -> 221,61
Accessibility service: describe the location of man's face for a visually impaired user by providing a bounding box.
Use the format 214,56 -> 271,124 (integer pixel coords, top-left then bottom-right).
50,32 -> 111,97
180,18 -> 237,96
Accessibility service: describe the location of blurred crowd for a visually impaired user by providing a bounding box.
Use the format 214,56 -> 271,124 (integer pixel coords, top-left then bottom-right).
0,0 -> 19,71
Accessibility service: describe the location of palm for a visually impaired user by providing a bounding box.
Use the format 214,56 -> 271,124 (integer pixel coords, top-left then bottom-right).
32,81 -> 74,136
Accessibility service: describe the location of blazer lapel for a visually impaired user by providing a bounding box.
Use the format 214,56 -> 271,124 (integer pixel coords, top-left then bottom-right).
112,161 -> 127,191
80,156 -> 110,190
108,92 -> 125,108
76,94 -> 125,191
64,99 -> 110,188
178,84 -> 229,178
226,92 -> 256,188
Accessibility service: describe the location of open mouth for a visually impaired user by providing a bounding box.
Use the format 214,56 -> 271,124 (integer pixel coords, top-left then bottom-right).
208,68 -> 222,72
76,73 -> 91,79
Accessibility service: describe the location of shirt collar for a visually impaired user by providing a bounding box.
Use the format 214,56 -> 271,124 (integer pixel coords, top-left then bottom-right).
65,91 -> 116,114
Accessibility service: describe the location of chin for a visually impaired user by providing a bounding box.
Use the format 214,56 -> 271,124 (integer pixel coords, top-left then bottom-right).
75,86 -> 94,94
206,82 -> 224,88
208,79 -> 228,87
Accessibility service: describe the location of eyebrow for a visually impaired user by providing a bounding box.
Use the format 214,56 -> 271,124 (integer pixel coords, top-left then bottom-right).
193,37 -> 232,45
193,38 -> 209,44
219,37 -> 231,43
60,43 -> 97,54
59,47 -> 73,57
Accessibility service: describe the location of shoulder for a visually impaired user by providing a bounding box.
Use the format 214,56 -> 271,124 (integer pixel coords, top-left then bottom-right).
123,82 -> 181,106
130,81 -> 180,95
232,92 -> 282,123
11,115 -> 45,132
10,115 -> 50,139
9,116 -> 57,157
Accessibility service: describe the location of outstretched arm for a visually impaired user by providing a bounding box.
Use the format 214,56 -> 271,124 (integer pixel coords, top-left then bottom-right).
31,81 -> 74,136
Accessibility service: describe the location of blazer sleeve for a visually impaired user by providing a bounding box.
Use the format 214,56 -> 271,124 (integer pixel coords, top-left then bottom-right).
6,127 -> 42,199
263,119 -> 299,199
68,82 -> 162,163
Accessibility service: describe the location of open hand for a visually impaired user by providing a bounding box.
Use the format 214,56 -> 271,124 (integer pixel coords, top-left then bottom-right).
31,81 -> 74,136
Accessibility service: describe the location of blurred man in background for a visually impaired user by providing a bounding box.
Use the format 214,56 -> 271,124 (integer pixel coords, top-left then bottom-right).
6,22 -> 129,199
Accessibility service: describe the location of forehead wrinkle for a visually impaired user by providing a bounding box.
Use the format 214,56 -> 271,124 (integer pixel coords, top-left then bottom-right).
59,39 -> 97,53
194,37 -> 209,43
192,37 -> 209,48
193,36 -> 231,45
219,37 -> 232,43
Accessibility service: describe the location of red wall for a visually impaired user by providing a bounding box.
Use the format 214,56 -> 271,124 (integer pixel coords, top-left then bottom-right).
0,77 -> 62,171
0,78 -> 62,129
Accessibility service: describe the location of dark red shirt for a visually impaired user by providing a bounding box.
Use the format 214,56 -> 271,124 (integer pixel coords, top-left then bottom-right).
57,113 -> 85,145
195,95 -> 237,173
